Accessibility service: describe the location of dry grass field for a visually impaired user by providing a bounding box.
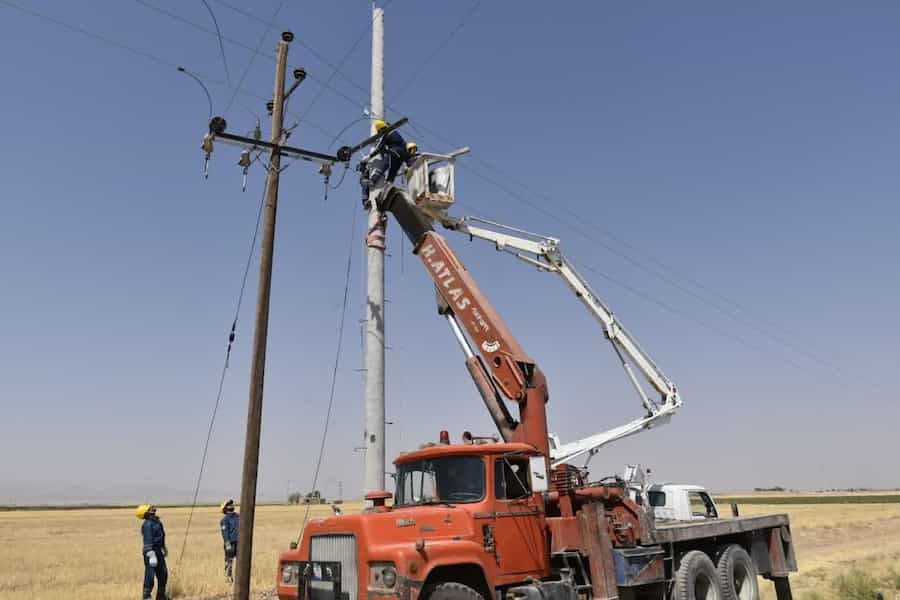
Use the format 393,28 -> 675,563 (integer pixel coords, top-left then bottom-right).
733,500 -> 900,600
2,496 -> 900,599
0,503 -> 363,600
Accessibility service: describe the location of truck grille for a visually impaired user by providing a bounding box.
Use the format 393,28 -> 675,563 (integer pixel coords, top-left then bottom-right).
310,534 -> 358,600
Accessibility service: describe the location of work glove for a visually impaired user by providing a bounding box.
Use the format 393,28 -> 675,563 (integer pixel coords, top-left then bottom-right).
225,543 -> 233,552
162,547 -> 168,557
147,550 -> 158,568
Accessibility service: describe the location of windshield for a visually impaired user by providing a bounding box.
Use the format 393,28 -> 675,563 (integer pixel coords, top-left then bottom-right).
395,456 -> 485,505
648,491 -> 666,507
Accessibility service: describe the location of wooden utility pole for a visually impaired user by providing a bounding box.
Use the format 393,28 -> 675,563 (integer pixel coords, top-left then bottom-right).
234,31 -> 292,600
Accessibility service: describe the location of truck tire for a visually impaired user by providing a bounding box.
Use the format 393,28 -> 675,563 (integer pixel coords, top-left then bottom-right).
425,582 -> 485,600
673,550 -> 720,600
716,545 -> 759,600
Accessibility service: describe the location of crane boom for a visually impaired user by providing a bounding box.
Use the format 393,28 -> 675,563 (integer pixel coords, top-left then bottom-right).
379,189 -> 552,463
377,184 -> 680,470
443,216 -> 682,467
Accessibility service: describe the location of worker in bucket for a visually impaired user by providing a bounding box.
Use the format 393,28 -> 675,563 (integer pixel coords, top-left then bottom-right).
220,498 -> 240,582
136,504 -> 169,600
404,141 -> 420,167
359,119 -> 407,207
402,141 -> 420,186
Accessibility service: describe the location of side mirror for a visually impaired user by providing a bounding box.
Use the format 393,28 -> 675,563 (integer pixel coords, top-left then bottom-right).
530,456 -> 548,493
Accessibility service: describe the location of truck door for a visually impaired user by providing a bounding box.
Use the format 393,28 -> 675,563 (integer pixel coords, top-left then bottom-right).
688,490 -> 719,520
490,456 -> 548,576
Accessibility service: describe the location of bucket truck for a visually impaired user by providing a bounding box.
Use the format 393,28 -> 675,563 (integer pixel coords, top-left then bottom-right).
276,160 -> 797,600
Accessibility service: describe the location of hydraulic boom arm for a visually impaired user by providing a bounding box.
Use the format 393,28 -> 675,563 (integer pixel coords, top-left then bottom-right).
443,216 -> 682,467
378,186 -> 681,469
379,189 -> 552,461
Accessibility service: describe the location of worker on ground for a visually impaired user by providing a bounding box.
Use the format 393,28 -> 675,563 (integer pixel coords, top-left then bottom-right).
359,119 -> 407,207
136,504 -> 169,600
220,498 -> 240,582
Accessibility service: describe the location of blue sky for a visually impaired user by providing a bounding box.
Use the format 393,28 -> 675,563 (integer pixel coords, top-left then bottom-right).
0,1 -> 897,503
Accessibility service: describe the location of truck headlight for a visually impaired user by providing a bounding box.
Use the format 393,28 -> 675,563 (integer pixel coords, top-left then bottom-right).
282,562 -> 300,585
369,562 -> 398,590
382,566 -> 397,588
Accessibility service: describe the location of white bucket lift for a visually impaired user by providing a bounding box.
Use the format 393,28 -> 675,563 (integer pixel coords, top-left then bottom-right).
405,147 -> 470,221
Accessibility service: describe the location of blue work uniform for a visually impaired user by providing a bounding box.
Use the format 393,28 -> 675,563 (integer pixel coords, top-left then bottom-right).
361,130 -> 408,204
141,516 -> 168,600
220,512 -> 239,554
371,130 -> 408,183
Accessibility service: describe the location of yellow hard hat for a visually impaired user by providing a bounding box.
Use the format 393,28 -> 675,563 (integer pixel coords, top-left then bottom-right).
406,141 -> 418,153
135,504 -> 152,519
220,498 -> 235,513
373,119 -> 388,132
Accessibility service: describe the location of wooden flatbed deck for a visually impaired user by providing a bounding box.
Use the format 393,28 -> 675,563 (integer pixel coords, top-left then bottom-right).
650,514 -> 791,544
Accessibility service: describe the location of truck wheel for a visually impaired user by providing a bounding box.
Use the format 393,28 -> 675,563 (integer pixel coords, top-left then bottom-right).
674,550 -> 720,600
716,545 -> 759,600
425,582 -> 485,600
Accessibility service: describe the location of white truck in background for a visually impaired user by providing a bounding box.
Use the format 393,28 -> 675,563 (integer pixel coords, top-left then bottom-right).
647,484 -> 721,521
624,465 -> 722,522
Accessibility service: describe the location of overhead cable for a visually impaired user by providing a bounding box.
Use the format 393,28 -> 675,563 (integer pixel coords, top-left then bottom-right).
176,164 -> 268,569
295,198 -> 360,544
298,0 -> 400,121
222,0 -> 287,115
200,0 -> 231,88
391,0 -> 483,101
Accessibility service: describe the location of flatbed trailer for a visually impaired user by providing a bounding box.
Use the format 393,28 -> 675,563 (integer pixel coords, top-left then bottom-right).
641,515 -> 798,596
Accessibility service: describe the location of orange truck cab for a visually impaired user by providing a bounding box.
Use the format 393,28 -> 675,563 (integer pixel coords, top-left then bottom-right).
277,440 -> 551,600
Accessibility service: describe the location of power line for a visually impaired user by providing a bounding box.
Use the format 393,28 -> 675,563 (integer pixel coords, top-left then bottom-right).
0,0 -> 731,371
133,0 -> 366,114
210,0 -> 371,99
449,162 -> 857,389
0,0 -> 182,71
176,165 -> 268,569
177,66 -> 213,121
571,261 -> 841,384
297,0 -> 400,122
295,199 -> 359,544
169,0 -> 857,390
223,0 -> 287,115
405,119 -> 854,380
200,0 -> 231,88
0,0 -> 343,146
451,150 -> 849,373
132,0 -> 287,116
3,0 -> 860,387
391,0 -> 483,101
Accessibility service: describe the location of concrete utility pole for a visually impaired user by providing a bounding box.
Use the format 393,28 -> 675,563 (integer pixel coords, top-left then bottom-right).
234,32 -> 291,600
364,3 -> 387,496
